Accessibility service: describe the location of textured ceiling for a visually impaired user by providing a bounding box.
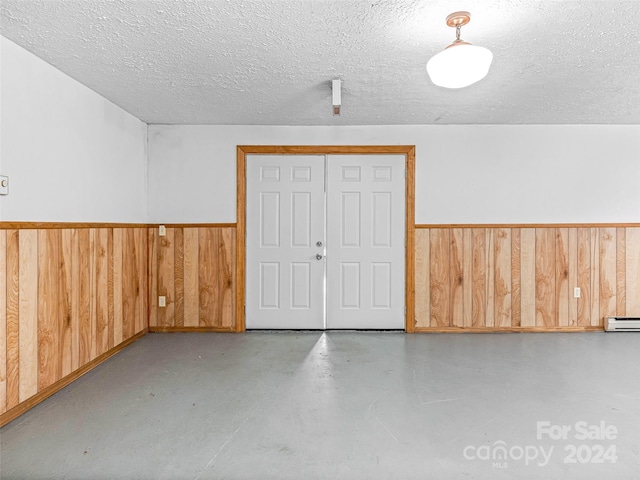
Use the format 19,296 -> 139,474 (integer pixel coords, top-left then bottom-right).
1,0 -> 639,125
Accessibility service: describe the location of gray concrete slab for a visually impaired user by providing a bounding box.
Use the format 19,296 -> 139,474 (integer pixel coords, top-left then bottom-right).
1,332 -> 639,479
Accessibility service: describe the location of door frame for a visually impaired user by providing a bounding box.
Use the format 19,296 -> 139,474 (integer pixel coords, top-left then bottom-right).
236,145 -> 416,332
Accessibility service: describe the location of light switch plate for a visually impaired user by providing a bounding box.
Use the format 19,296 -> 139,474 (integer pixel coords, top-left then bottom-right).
0,176 -> 8,195
158,296 -> 166,307
159,225 -> 166,237
574,287 -> 581,298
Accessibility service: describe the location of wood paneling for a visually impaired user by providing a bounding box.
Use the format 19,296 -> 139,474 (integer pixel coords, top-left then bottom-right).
450,229 -> 464,327
414,226 -> 640,330
471,228 -> 486,328
414,230 -> 430,328
38,229 -> 61,391
556,228 -> 569,327
577,228 -> 591,327
6,230 -> 20,410
568,228 -> 578,326
511,229 -> 521,327
0,230 -> 6,413
148,228 -> 158,329
0,225 -> 148,426
158,228 -> 175,327
627,228 -> 640,315
150,226 -> 236,330
60,230 -> 73,378
599,228 -> 617,322
520,228 -> 536,327
494,228 -> 511,327
113,229 -> 124,346
19,230 -> 38,402
535,228 -> 556,328
430,229 -> 450,327
183,228 -> 200,327
616,228 -> 626,316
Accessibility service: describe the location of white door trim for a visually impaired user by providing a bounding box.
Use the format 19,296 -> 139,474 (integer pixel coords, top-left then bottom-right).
236,146 -> 416,332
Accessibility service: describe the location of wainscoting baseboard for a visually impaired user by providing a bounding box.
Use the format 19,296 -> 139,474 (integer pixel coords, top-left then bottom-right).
0,329 -> 147,428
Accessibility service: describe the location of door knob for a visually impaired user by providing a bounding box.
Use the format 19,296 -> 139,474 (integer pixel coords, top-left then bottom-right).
316,241 -> 323,247
316,254 -> 323,260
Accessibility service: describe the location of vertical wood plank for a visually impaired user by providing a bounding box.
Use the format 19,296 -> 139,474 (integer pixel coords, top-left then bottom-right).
137,227 -> 148,334
174,228 -> 185,327
462,229 -> 473,328
494,228 -> 511,327
568,228 -> 579,326
616,228 -> 626,316
38,229 -> 61,391
450,228 -> 464,327
511,228 -> 521,327
535,228 -> 556,327
122,229 -> 136,340
0,230 -> 6,413
6,230 -> 20,409
95,229 -> 109,357
199,228 -> 218,327
556,228 -> 569,327
520,228 -> 536,327
59,230 -> 73,378
148,227 -> 158,328
158,228 -> 175,327
626,228 -> 640,315
113,229 -> 124,345
219,228 -> 235,328
429,229 -> 450,327
183,228 -> 200,328
471,228 -> 486,327
76,229 -> 91,367
107,229 -> 115,350
414,229 -> 430,328
599,228 -> 617,323
19,230 -> 38,402
88,229 -> 97,360
590,228 -> 600,327
577,228 -> 592,326
484,229 -> 495,327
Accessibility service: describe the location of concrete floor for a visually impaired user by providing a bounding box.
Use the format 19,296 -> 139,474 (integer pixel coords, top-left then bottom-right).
1,332 -> 639,480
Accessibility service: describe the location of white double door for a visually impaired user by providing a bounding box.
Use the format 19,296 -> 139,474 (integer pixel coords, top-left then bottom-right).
246,154 -> 405,329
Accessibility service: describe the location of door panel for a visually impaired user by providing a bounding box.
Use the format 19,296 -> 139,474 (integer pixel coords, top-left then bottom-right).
326,155 -> 406,329
246,153 -> 405,330
246,155 -> 325,329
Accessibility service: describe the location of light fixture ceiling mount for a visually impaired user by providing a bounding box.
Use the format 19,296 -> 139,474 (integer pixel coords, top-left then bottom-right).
426,11 -> 493,89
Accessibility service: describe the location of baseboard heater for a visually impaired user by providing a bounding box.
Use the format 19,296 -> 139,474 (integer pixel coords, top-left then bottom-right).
605,317 -> 640,332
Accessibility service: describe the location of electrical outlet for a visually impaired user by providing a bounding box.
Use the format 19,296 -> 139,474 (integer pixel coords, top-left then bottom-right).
159,225 -> 166,237
158,296 -> 166,307
574,287 -> 581,298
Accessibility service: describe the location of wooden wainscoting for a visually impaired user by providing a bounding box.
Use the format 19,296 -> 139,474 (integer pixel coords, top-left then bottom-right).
415,225 -> 640,332
0,225 -> 148,426
148,225 -> 236,332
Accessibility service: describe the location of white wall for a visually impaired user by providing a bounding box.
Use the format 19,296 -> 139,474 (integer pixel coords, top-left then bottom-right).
148,124 -> 640,224
0,36 -> 148,222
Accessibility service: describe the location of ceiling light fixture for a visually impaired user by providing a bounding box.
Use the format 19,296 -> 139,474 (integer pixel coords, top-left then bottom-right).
426,11 -> 493,89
